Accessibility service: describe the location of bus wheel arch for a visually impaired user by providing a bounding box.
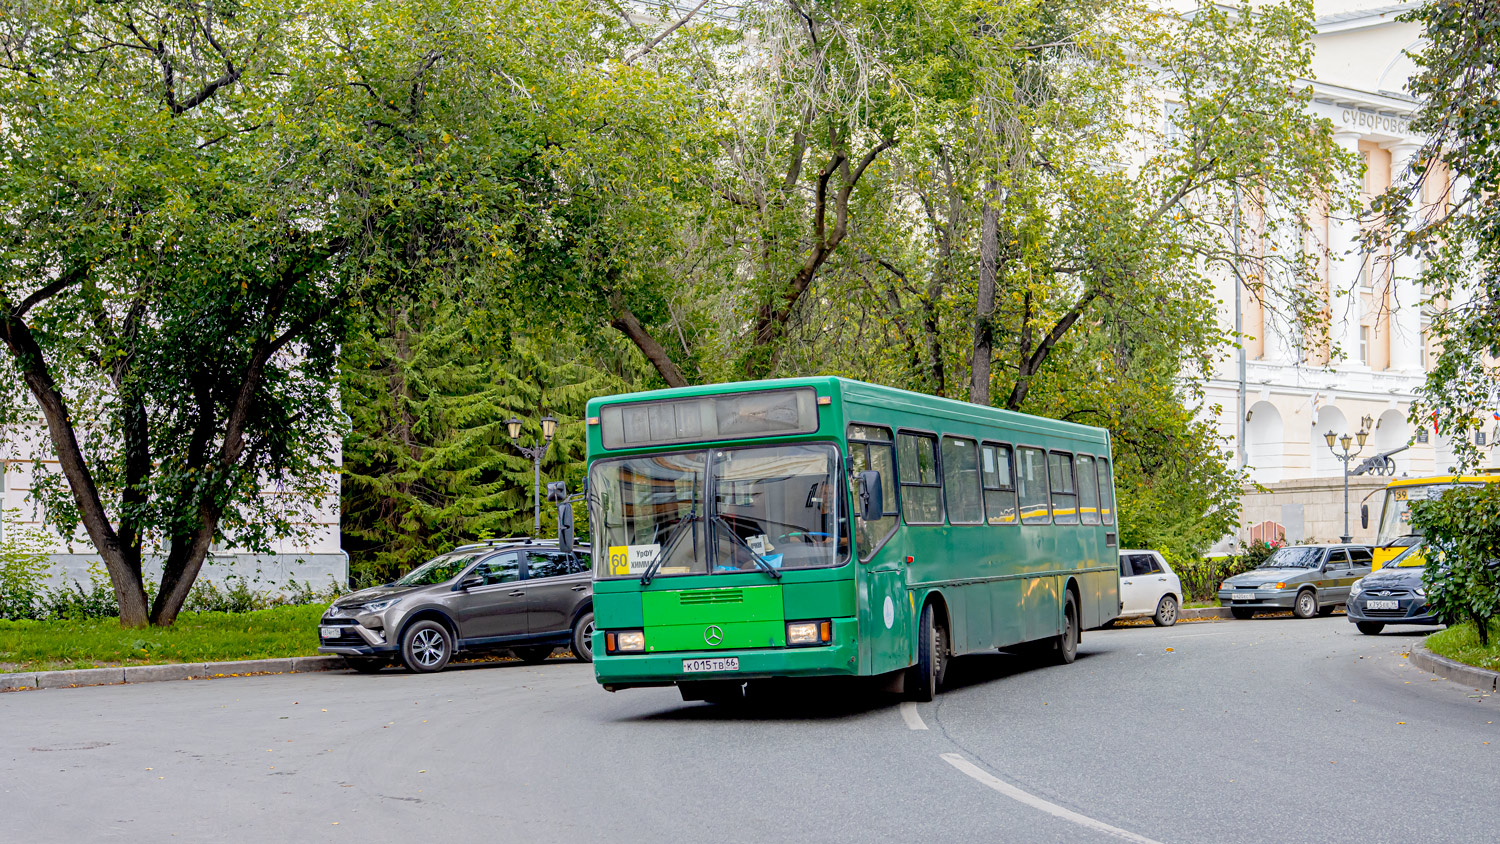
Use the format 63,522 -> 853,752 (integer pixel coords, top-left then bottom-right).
925,591 -> 952,652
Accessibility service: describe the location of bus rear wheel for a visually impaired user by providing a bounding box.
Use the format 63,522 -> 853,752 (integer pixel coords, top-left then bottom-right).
1051,593 -> 1079,665
907,602 -> 947,702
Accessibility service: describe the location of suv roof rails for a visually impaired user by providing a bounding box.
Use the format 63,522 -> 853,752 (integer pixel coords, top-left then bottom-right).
454,536 -> 533,549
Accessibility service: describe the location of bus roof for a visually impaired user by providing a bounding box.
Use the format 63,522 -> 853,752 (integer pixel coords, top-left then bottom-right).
584,376 -> 1109,445
1384,471 -> 1500,489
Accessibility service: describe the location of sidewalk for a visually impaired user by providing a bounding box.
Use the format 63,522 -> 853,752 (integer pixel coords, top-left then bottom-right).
0,655 -> 345,692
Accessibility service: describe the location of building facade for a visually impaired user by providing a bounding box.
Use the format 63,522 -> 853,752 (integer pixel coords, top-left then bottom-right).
1204,1 -> 1500,552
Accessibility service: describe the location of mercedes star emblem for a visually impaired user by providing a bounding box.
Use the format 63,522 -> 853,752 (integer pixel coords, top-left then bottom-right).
704,625 -> 724,646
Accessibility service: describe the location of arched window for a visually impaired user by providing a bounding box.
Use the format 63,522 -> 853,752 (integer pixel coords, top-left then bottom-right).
1245,402 -> 1285,484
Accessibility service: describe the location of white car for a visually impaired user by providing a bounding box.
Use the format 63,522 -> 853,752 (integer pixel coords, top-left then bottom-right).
1116,550 -> 1183,626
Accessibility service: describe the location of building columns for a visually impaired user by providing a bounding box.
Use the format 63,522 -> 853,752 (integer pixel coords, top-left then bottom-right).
1386,142 -> 1424,374
1329,131 -> 1365,367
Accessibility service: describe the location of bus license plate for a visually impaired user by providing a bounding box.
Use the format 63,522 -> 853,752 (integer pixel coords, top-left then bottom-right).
683,657 -> 738,673
1366,600 -> 1398,610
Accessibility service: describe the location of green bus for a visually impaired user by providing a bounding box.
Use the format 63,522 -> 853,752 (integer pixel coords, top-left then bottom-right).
585,376 -> 1120,702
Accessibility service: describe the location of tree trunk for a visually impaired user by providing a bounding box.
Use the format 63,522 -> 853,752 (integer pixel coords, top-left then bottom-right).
969,184 -> 1000,405
611,298 -> 689,388
0,296 -> 151,625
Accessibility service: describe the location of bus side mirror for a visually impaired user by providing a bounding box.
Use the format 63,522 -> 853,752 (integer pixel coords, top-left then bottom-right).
857,470 -> 884,522
548,482 -> 574,555
557,501 -> 575,556
1360,504 -> 1368,530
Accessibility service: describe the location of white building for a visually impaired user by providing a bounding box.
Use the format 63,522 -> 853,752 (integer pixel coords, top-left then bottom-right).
1204,1 -> 1500,551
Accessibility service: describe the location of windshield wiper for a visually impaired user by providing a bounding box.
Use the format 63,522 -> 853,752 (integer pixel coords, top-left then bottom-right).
641,508 -> 698,586
711,515 -> 781,580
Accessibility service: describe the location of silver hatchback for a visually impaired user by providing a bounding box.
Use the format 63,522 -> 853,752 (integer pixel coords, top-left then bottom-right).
1217,544 -> 1373,620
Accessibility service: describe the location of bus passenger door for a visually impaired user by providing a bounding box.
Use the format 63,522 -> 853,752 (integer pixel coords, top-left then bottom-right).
849,427 -> 911,674
860,560 -> 911,675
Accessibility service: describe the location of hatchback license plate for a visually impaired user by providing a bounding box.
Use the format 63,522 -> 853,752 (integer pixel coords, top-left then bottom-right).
1231,593 -> 1255,601
1366,600 -> 1398,610
683,657 -> 738,673
319,626 -> 341,639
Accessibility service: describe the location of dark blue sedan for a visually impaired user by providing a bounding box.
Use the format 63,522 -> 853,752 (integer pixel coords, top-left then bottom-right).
1346,544 -> 1441,635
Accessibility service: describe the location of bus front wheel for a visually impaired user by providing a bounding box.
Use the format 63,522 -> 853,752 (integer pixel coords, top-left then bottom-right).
908,603 -> 947,702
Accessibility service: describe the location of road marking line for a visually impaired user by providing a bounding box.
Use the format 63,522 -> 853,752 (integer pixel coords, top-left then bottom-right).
899,701 -> 928,730
940,753 -> 1164,844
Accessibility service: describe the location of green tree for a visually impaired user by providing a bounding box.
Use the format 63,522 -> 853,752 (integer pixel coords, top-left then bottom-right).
1411,485 -> 1500,647
340,303 -> 630,584
1371,0 -> 1500,466
0,0 -> 620,625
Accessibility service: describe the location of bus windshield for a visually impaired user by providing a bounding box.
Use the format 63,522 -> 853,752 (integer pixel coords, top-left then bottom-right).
1376,483 -> 1476,546
589,443 -> 848,579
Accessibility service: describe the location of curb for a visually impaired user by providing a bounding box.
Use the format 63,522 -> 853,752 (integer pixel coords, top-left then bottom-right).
1,654 -> 346,693
1181,607 -> 1230,620
1409,643 -> 1500,692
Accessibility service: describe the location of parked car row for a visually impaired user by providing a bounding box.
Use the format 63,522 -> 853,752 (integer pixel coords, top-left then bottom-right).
318,538 -> 594,674
1115,542 -> 1442,636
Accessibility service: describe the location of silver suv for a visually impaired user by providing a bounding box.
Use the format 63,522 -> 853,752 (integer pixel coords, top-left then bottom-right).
318,539 -> 594,673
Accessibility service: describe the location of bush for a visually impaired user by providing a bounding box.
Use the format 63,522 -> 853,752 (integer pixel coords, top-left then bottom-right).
1412,484 -> 1500,647
0,512 -> 54,620
183,577 -> 268,614
184,576 -> 345,613
38,564 -> 119,620
1171,539 -> 1283,603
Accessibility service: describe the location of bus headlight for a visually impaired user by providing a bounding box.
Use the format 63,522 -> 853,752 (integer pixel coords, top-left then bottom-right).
787,620 -> 832,646
608,631 -> 645,653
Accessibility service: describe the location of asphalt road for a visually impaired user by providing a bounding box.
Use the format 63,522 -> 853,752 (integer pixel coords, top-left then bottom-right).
3,616 -> 1495,844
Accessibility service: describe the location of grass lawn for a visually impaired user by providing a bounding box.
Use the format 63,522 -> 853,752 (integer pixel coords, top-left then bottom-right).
1426,621 -> 1500,673
0,604 -> 327,673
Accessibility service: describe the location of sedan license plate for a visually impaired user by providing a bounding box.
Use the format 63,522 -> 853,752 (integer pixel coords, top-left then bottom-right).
682,657 -> 739,673
1366,600 -> 1399,610
319,626 -> 341,639
1231,593 -> 1255,601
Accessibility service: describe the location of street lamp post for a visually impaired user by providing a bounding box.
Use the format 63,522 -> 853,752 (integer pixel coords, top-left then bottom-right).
506,414 -> 558,536
1324,415 -> 1372,544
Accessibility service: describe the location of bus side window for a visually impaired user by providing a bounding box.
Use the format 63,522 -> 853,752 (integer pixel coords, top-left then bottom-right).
981,442 -> 1018,525
848,424 -> 899,558
1048,451 -> 1079,525
1096,456 -> 1115,525
897,431 -> 944,524
941,436 -> 983,525
1016,446 -> 1051,525
1077,454 -> 1100,525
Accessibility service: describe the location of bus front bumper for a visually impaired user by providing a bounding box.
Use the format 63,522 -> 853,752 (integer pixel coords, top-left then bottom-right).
593,625 -> 860,690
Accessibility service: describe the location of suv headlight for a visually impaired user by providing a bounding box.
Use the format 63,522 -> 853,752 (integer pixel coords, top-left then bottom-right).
360,598 -> 400,613
1349,579 -> 1363,599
